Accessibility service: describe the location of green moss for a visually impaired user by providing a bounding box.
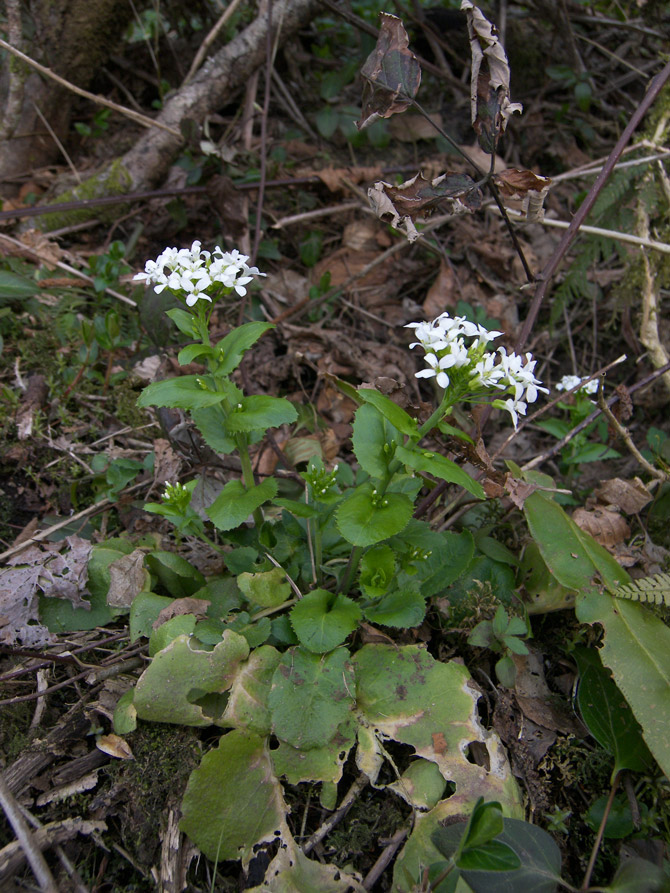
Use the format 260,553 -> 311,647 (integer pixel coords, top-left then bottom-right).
40,159 -> 133,231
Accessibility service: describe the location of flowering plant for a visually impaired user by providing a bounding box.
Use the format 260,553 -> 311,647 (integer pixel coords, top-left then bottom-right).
407,312 -> 548,429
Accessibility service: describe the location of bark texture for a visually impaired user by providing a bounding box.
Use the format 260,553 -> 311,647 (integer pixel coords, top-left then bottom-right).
36,0 -> 322,228
0,0 -> 133,184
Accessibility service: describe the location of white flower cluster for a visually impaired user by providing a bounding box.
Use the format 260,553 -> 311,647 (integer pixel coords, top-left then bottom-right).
134,241 -> 265,307
556,374 -> 599,395
406,313 -> 548,428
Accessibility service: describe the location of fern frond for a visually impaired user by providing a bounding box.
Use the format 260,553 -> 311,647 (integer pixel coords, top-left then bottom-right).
613,572 -> 670,606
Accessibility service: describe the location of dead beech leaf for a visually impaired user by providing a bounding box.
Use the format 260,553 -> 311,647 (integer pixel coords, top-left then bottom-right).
96,733 -> 134,760
461,1 -> 522,153
357,13 -> 421,131
368,171 -> 482,242
493,168 -> 552,222
107,550 -> 148,607
316,165 -> 383,193
504,475 -> 537,509
572,506 -> 630,548
594,477 -> 652,515
152,438 -> 182,488
154,597 -> 211,628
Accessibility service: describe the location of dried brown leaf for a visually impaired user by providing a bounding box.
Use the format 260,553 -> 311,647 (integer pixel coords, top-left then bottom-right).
594,477 -> 653,515
96,733 -> 134,760
107,549 -> 148,607
154,597 -> 211,628
461,1 -> 522,153
357,14 -> 421,130
572,506 -> 630,548
493,168 -> 552,222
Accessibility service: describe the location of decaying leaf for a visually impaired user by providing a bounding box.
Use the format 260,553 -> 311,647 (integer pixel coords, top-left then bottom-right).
493,168 -> 552,222
572,506 -> 630,549
96,733 -> 134,760
0,535 -> 93,646
106,549 -> 149,607
461,0 -> 523,153
357,13 -> 421,131
594,477 -> 653,515
368,171 -> 482,242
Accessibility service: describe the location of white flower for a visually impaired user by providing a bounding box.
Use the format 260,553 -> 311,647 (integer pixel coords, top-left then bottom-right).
556,374 -> 598,395
499,397 -> 527,429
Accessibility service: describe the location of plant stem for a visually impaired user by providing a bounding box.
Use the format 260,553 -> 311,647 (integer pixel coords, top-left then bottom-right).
426,858 -> 457,891
581,772 -> 619,890
341,546 -> 363,595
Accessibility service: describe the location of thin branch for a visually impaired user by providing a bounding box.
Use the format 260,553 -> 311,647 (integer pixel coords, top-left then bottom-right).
302,773 -> 368,854
597,381 -> 667,481
515,59 -> 670,353
252,0 -> 274,267
182,0 -> 247,85
0,771 -> 58,893
0,37 -> 180,137
489,207 -> 670,255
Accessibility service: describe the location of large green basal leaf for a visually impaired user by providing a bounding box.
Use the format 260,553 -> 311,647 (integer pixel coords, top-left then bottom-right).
577,591 -> 670,780
523,490 -> 628,593
335,482 -> 413,546
271,716 -> 356,785
221,645 -> 282,736
133,631 -> 249,726
180,729 -> 288,865
246,838 -> 365,892
268,647 -> 355,749
573,646 -> 652,779
290,590 -> 362,653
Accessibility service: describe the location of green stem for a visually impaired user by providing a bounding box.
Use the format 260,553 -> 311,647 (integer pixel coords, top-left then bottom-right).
427,858 -> 457,891
341,546 -> 363,595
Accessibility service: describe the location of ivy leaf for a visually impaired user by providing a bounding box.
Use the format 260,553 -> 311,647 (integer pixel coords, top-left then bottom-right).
363,586 -> 426,628
214,322 -> 274,375
357,13 -> 421,131
336,483 -> 413,547
395,443 -> 485,499
137,375 -> 227,410
206,478 -> 278,531
227,395 -> 297,433
290,590 -> 362,653
268,647 -> 355,749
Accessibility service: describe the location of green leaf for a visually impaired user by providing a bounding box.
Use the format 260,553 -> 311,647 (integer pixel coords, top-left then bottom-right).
149,613 -> 197,656
460,818 -> 562,893
359,544 -> 396,598
179,730 -> 287,864
237,567 -> 292,608
207,477 -> 278,531
271,716 -> 356,785
145,551 -> 206,598
363,586 -> 426,628
191,404 -> 236,455
606,857 -> 664,892
495,656 -> 516,688
523,490 -> 629,593
137,375 -> 227,409
573,646 -> 652,778
177,343 -> 215,365
226,395 -> 297,433
458,841 -> 521,872
112,690 -> 137,735
221,645 -> 282,735
577,591 -> 670,778
335,483 -> 413,546
268,647 -> 355,749
462,798 -> 504,850
214,321 -> 274,374
358,388 -> 418,437
165,307 -> 198,337
564,443 -> 620,464
352,403 -> 402,478
585,795 -> 633,839
387,759 -> 447,811
290,590 -> 362,653
0,270 -> 38,300
395,444 -> 485,500
134,631 -> 249,726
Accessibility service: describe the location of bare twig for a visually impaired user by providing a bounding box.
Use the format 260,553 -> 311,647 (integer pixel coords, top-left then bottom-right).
489,206 -> 670,255
597,380 -> 667,481
252,0 -> 275,267
581,774 -> 620,890
183,0 -> 247,85
0,38 -> 180,137
302,773 -> 368,854
0,771 -> 58,893
363,827 -> 409,889
516,59 -> 670,353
